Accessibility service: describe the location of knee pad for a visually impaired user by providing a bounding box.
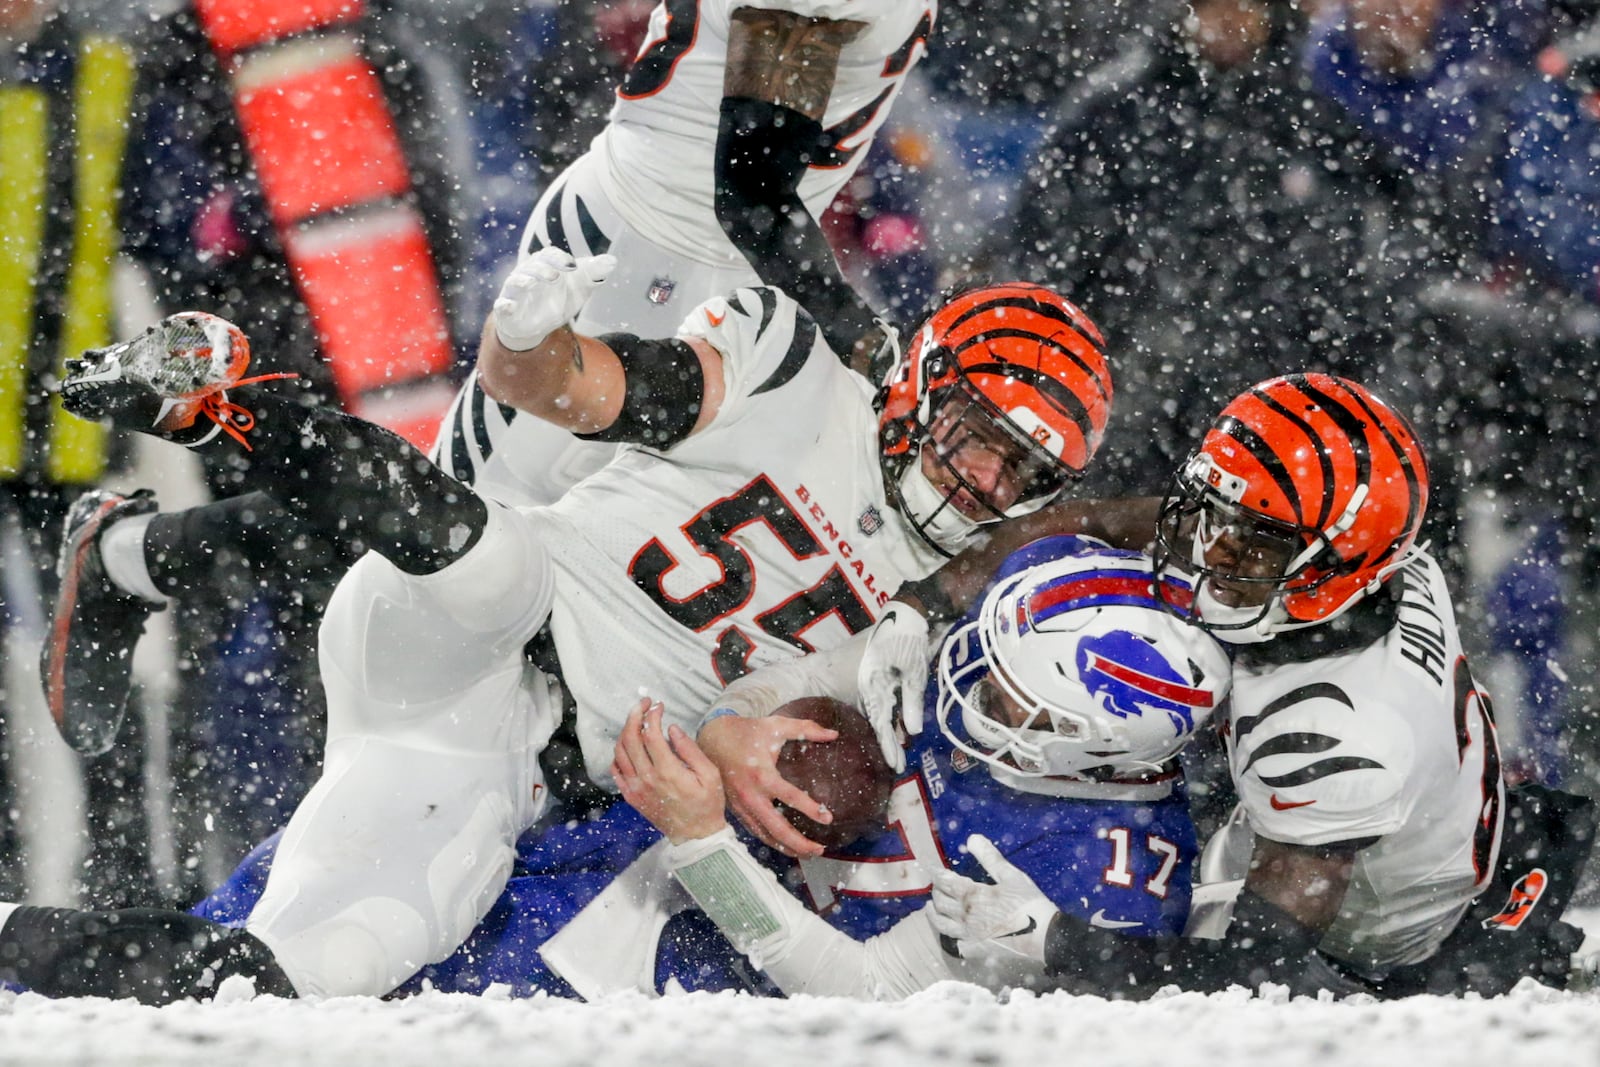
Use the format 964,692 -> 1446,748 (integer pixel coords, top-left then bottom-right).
250,898 -> 433,999
249,784 -> 519,998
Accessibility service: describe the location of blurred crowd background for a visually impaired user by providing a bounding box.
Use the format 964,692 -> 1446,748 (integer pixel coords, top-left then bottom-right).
2,0 -> 1598,911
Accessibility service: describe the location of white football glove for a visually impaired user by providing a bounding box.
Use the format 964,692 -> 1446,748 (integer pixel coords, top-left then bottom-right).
856,602 -> 931,773
929,834 -> 1058,964
492,247 -> 617,352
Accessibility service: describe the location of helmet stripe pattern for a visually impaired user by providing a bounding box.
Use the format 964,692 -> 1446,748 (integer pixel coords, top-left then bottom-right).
876,281 -> 1115,553
1250,388 -> 1339,528
1296,374 -> 1374,510
946,291 -> 1105,349
1333,381 -> 1428,564
962,356 -> 1096,435
1212,413 -> 1302,522
937,285 -> 1113,467
1022,572 -> 1195,627
947,298 -> 1110,404
1082,653 -> 1217,709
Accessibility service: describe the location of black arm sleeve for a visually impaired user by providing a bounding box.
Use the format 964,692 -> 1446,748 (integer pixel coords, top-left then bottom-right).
1040,889 -> 1325,998
574,333 -> 705,449
714,96 -> 880,360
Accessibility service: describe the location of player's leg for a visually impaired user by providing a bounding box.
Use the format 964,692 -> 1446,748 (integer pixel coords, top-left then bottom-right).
6,507 -> 562,1002
244,506 -> 561,997
43,358 -> 484,756
0,903 -> 293,1004
49,316 -> 567,997
43,485 -> 371,754
57,314 -> 490,579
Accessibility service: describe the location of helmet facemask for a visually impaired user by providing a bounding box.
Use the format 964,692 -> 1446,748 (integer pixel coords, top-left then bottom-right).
1154,452 -> 1373,642
876,283 -> 1113,557
883,360 -> 1079,555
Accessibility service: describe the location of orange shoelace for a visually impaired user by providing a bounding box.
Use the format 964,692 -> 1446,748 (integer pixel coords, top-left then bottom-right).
198,372 -> 300,450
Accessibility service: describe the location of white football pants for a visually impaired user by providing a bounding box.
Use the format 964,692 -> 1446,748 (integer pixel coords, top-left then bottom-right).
245,503 -> 561,997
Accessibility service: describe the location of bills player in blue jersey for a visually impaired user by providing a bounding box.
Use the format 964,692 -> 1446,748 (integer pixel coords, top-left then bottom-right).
192,538 -> 1229,1000
609,536 -> 1231,998
770,537 -> 1219,943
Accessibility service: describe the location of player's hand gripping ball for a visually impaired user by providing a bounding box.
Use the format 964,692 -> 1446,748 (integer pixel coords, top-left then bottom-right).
774,697 -> 894,849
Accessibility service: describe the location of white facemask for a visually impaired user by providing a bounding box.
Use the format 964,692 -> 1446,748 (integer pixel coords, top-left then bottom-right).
1193,581 -> 1283,644
897,457 -> 979,554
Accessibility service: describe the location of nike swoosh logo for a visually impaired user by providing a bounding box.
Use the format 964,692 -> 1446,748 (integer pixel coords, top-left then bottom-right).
1088,909 -> 1142,930
706,310 -> 726,327
1270,794 -> 1317,810
998,916 -> 1037,939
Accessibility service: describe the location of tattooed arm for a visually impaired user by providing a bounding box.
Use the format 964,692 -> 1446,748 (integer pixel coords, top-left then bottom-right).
724,8 -> 862,113
716,8 -> 887,374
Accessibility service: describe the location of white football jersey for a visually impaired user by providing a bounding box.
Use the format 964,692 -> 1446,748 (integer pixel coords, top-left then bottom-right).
1222,551 -> 1504,974
523,286 -> 946,784
595,0 -> 936,269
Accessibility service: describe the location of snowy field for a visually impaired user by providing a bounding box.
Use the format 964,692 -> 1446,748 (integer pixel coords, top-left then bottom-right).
2,978 -> 1599,1067
5,905 -> 1600,1067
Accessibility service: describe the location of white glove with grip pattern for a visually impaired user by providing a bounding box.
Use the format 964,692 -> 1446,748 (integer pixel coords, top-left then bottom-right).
930,834 -> 1057,964
856,602 -> 930,772
492,247 -> 617,352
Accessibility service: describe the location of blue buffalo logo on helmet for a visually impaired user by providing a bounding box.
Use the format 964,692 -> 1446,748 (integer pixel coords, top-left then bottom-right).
1076,632 -> 1216,733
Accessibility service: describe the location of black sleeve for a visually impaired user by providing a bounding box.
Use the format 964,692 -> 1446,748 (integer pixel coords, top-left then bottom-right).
574,333 -> 706,449
713,96 -> 880,361
1040,889 -> 1325,998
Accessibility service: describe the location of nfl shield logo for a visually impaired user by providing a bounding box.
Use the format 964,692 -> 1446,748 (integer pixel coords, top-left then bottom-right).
858,505 -> 883,536
647,277 -> 676,305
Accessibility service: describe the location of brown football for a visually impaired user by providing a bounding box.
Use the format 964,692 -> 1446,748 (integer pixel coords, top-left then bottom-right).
774,696 -> 895,849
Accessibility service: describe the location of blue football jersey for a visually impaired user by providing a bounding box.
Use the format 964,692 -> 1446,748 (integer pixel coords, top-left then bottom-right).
794,535 -> 1199,940
792,726 -> 1196,940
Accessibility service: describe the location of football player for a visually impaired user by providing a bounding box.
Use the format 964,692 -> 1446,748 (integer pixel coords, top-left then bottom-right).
867,373 -> 1595,997
445,0 -> 935,507
609,538 -> 1229,999
193,538 -> 1228,1001
15,268 -> 1110,1003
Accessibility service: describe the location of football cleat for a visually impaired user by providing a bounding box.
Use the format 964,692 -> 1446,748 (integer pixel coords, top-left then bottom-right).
59,312 -> 295,450
41,488 -> 163,755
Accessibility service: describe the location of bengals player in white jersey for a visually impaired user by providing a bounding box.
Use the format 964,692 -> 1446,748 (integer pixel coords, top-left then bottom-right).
20,265 -> 1111,1002
438,0 -> 935,507
869,374 -> 1594,997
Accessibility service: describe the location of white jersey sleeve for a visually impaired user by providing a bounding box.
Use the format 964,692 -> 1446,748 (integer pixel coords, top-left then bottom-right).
666,827 -> 962,999
595,0 -> 934,269
1228,679 -> 1414,847
676,285 -> 838,430
704,628 -> 869,726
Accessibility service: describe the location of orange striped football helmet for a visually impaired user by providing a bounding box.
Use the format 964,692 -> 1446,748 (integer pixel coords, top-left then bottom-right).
1153,373 -> 1428,640
878,282 -> 1113,554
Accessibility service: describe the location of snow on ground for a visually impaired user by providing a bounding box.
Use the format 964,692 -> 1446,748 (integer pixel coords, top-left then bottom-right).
1,980 -> 1598,1067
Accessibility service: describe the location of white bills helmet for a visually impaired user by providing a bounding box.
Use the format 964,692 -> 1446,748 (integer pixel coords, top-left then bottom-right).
935,548 -> 1230,779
